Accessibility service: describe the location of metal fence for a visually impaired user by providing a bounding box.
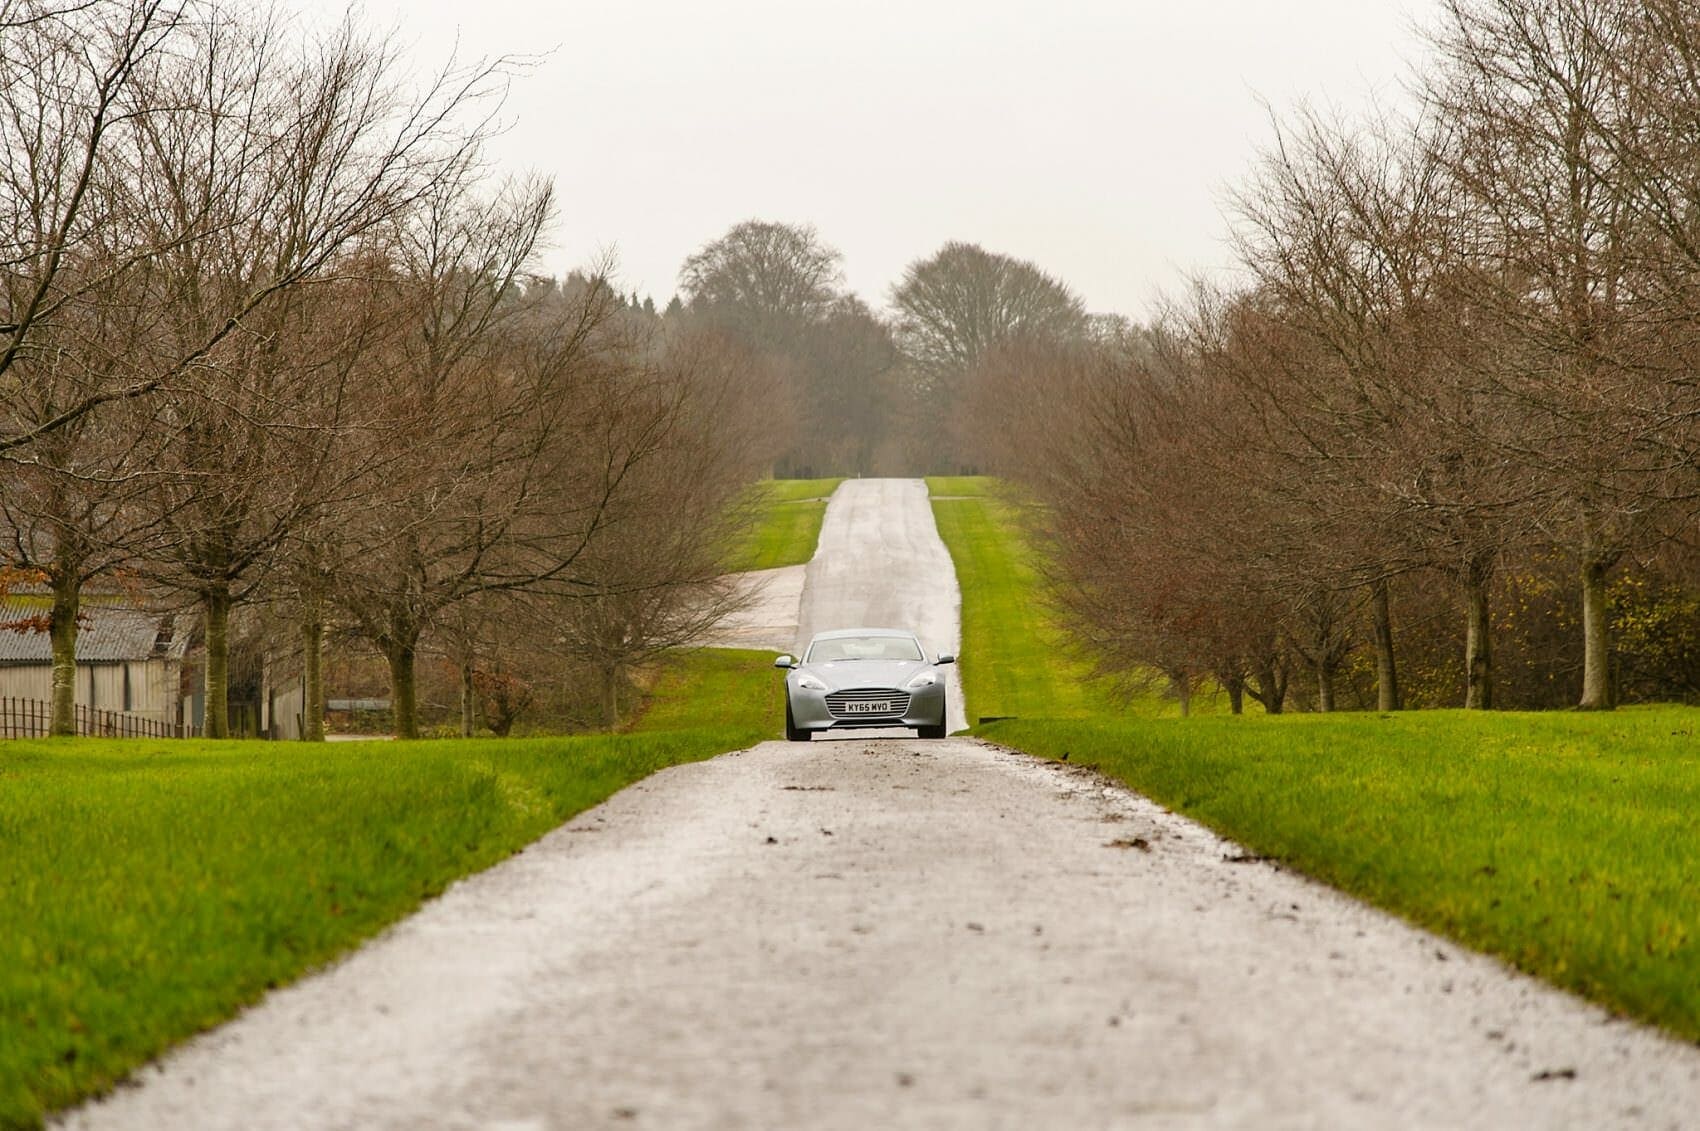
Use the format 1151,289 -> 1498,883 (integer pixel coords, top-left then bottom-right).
0,698 -> 200,739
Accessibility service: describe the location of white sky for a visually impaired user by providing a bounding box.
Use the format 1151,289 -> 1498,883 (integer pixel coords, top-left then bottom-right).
299,0 -> 1442,320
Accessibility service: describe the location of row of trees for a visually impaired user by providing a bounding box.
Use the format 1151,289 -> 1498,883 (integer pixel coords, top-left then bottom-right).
38,0 -> 1694,727
1,1 -> 773,738
673,222 -> 1097,478
980,0 -> 1700,713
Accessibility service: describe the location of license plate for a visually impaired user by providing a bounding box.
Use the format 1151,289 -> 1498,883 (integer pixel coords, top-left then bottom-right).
842,700 -> 893,714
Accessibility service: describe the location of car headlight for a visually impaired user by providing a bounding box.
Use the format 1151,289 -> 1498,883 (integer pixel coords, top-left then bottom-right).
796,673 -> 828,691
905,670 -> 938,689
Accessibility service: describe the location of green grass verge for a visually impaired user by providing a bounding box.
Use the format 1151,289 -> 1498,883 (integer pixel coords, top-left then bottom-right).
924,475 -> 993,498
727,477 -> 844,572
627,648 -> 781,736
757,477 -> 845,504
979,710 -> 1700,1041
926,478 -> 1122,722
0,728 -> 762,1128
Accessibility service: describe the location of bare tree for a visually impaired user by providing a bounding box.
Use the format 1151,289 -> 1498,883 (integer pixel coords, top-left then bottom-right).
0,378 -> 166,733
0,0 -> 193,457
1224,104 -> 1546,710
891,242 -> 1088,383
679,219 -> 844,336
957,0 -> 1700,714
677,220 -> 897,477
1426,0 -> 1675,709
889,241 -> 1087,471
123,8 -> 516,737
980,326 -> 1303,715
329,175 -> 591,739
792,296 -> 902,476
550,326 -> 775,727
1,3 -> 195,733
0,230 -> 188,733
2,3 -> 521,736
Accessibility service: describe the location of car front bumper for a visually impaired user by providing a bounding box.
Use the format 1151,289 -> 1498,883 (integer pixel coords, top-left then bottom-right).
788,680 -> 947,732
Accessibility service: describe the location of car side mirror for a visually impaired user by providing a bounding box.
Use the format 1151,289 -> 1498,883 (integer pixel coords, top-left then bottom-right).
936,653 -> 956,665
774,655 -> 796,669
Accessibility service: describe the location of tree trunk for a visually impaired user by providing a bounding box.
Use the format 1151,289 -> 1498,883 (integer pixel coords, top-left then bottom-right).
1463,560 -> 1493,710
600,665 -> 620,730
1222,675 -> 1245,716
1316,658 -> 1336,713
48,567 -> 80,736
460,658 -> 476,737
1253,662 -> 1285,714
1579,556 -> 1613,710
203,582 -> 233,738
384,634 -> 420,739
300,609 -> 324,741
1171,671 -> 1192,718
1371,579 -> 1401,712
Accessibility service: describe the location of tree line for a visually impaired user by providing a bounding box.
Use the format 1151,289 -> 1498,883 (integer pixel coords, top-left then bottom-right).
0,1 -> 775,738
674,222 -> 1096,480
975,0 -> 1700,713
28,0 -> 1682,731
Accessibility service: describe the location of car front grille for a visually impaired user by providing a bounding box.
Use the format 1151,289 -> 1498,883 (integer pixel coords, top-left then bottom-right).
824,687 -> 911,720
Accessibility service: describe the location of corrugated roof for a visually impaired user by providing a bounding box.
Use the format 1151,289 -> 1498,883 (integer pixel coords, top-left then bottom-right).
0,598 -> 181,664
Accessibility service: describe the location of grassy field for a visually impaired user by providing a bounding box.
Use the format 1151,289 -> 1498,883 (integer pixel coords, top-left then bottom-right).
0,728 -> 763,1128
925,477 -> 1127,721
936,474 -> 1700,1043
627,647 -> 780,736
727,477 -> 843,572
924,475 -> 993,498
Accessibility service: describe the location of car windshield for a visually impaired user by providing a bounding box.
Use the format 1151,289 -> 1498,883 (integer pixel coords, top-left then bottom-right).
807,635 -> 924,663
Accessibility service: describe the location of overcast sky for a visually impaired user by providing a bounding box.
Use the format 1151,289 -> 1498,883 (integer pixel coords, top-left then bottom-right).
300,0 -> 1441,320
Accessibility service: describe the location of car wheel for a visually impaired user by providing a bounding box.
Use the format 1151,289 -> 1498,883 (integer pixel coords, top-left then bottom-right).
916,694 -> 947,740
785,699 -> 809,742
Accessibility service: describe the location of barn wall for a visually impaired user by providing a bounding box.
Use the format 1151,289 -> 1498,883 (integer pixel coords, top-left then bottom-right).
91,665 -> 125,711
271,683 -> 306,741
112,660 -> 177,722
143,660 -> 178,722
0,666 -> 53,702
0,660 -> 178,722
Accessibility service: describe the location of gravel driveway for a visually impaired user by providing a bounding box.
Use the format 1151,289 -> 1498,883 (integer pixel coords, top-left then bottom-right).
59,479 -> 1700,1129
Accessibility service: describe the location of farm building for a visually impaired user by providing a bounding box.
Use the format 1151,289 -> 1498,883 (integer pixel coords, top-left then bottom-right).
0,596 -> 198,727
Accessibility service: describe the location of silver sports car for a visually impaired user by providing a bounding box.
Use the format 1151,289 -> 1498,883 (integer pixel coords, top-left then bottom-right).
775,627 -> 955,741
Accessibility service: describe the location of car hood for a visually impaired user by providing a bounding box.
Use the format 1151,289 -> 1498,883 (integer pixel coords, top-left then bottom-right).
797,659 -> 930,692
